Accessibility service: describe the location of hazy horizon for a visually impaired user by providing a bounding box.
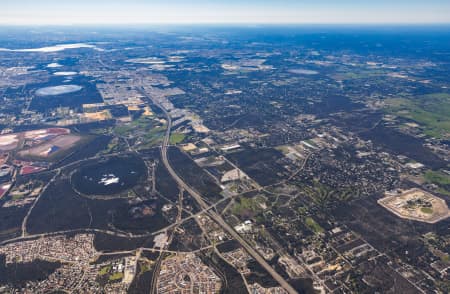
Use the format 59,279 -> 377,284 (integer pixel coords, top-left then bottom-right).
2,0 -> 450,25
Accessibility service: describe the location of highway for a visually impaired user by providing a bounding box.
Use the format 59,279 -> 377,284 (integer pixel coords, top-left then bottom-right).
153,96 -> 298,294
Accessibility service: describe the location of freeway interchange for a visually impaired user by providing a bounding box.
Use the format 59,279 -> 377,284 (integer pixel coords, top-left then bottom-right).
152,95 -> 298,294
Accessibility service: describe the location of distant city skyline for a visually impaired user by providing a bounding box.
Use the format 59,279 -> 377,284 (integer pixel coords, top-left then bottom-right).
2,0 -> 450,25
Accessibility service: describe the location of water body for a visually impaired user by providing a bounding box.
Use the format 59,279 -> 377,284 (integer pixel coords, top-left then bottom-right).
29,77 -> 102,111
289,69 -> 319,75
35,85 -> 83,96
0,43 -> 102,53
46,63 -> 63,68
53,71 -> 78,76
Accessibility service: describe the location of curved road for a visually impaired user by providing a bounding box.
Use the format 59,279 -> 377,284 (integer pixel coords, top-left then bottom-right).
151,95 -> 297,294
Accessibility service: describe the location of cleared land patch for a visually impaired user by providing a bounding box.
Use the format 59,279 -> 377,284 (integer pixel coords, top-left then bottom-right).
18,134 -> 81,159
378,188 -> 450,224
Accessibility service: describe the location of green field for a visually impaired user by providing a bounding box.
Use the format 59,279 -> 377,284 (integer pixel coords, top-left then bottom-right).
424,170 -> 450,195
384,93 -> 450,139
98,265 -> 111,275
139,262 -> 152,274
421,207 -> 433,214
275,145 -> 290,154
141,126 -> 166,146
10,193 -> 26,200
331,69 -> 387,80
425,170 -> 450,186
232,196 -> 262,218
169,133 -> 185,145
108,272 -> 124,281
114,116 -> 159,136
114,116 -> 166,148
305,217 -> 324,234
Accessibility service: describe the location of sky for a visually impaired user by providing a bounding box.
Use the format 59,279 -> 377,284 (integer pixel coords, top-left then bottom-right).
2,0 -> 450,25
